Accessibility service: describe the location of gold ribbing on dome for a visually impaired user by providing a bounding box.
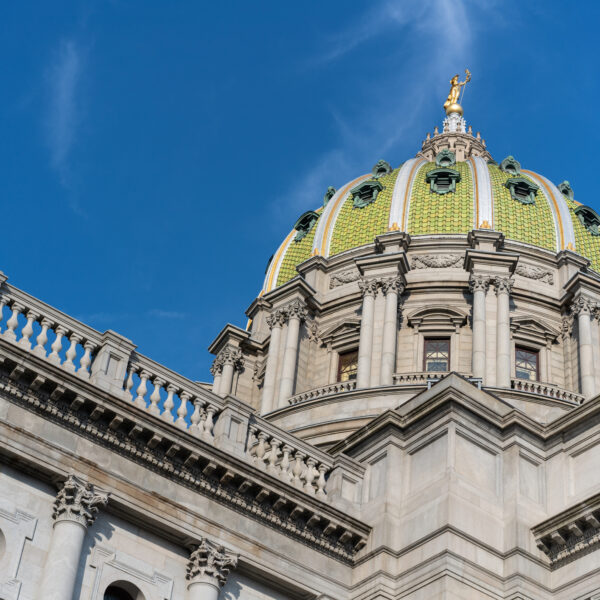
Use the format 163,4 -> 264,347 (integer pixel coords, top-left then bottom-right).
443,69 -> 471,115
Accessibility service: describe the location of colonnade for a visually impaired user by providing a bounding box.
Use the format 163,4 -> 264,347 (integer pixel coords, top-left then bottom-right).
39,475 -> 238,600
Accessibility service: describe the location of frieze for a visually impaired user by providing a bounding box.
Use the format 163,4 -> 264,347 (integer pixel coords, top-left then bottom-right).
515,264 -> 554,285
411,254 -> 464,269
329,269 -> 360,289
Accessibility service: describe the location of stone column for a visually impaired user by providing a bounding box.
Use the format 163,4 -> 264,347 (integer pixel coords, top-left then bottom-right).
380,277 -> 404,386
186,538 -> 238,600
210,359 -> 223,395
39,475 -> 109,600
495,276 -> 513,388
572,295 -> 597,399
278,299 -> 307,406
261,309 -> 286,413
469,274 -> 489,380
357,278 -> 378,389
215,345 -> 243,397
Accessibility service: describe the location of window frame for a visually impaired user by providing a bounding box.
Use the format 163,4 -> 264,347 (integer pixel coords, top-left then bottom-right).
423,337 -> 451,373
514,345 -> 540,382
337,349 -> 359,382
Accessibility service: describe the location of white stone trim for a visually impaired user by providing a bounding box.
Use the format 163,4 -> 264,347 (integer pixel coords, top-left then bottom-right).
0,502 -> 37,600
388,158 -> 426,231
262,232 -> 296,293
470,157 -> 493,228
524,170 -> 576,251
402,158 -> 427,231
89,545 -> 174,600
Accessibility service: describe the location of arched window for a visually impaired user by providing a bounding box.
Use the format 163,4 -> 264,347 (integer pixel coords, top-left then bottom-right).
103,582 -> 145,600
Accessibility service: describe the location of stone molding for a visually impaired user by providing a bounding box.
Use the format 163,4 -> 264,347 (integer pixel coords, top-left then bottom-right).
515,264 -> 554,285
329,269 -> 360,289
53,474 -> 109,528
468,274 -> 490,293
0,346 -> 368,562
411,253 -> 464,269
186,537 -> 238,586
494,276 -> 514,295
211,344 -> 244,375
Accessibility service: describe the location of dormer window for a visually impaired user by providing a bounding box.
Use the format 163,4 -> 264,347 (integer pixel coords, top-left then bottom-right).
574,205 -> 600,236
505,177 -> 538,205
425,167 -> 461,195
351,180 -> 383,208
435,149 -> 456,168
293,211 -> 319,242
372,159 -> 392,179
500,155 -> 521,176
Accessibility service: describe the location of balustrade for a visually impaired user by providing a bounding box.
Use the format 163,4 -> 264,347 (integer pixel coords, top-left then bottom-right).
510,378 -> 584,404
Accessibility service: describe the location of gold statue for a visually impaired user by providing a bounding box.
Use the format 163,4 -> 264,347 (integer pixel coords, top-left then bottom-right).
444,69 -> 471,115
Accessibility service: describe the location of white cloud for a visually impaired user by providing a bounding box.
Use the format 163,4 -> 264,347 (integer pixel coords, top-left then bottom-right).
45,40 -> 83,188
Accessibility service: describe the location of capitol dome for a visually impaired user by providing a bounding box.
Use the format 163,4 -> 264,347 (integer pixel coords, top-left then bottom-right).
264,111 -> 600,293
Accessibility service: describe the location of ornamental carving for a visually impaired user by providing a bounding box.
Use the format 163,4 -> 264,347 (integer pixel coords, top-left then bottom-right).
411,254 -> 464,269
515,264 -> 554,285
186,538 -> 238,586
358,277 -> 379,297
561,314 -> 574,339
468,274 -> 490,293
381,276 -> 405,295
306,319 -> 320,343
570,295 -> 598,317
329,269 -> 360,289
266,308 -> 287,329
285,299 -> 308,321
213,344 -> 244,372
372,159 -> 392,179
494,276 -> 514,295
53,474 -> 109,527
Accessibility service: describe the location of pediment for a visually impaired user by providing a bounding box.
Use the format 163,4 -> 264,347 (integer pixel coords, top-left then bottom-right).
511,315 -> 559,343
406,305 -> 468,331
320,319 -> 361,348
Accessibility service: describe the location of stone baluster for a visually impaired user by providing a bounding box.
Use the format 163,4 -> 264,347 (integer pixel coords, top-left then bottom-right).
267,438 -> 281,474
494,277 -> 513,388
33,317 -> 52,357
38,475 -> 109,600
216,345 -> 244,398
261,309 -> 287,414
77,341 -> 95,378
162,384 -> 177,422
3,301 -> 24,342
572,295 -> 597,399
148,377 -> 165,416
280,444 -> 293,481
134,369 -> 150,409
204,402 -> 217,437
254,431 -> 268,466
190,398 -> 205,435
123,365 -> 135,401
291,450 -> 306,488
176,391 -> 192,429
18,310 -> 38,350
357,278 -> 379,388
469,274 -> 490,380
380,277 -> 404,386
304,457 -> 317,494
48,325 -> 68,365
63,333 -> 81,371
0,296 -> 6,332
316,464 -> 327,498
186,538 -> 238,600
278,300 -> 307,406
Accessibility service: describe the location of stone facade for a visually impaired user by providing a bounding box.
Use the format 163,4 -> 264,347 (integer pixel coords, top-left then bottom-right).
2,113 -> 600,600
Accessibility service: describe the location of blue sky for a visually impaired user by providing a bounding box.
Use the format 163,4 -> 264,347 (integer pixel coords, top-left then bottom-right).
2,1 -> 599,381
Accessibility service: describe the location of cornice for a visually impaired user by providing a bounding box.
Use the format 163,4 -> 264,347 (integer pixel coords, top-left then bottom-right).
208,324 -> 251,355
0,340 -> 369,562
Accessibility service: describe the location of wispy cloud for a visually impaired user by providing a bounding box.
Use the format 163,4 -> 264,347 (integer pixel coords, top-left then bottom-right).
45,39 -> 84,193
275,0 -> 495,220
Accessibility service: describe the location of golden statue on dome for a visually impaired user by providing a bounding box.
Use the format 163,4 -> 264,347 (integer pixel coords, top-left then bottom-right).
444,69 -> 471,115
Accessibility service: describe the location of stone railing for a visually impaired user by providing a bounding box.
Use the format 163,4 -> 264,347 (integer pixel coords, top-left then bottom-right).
289,381 -> 357,405
248,417 -> 334,497
510,378 -> 584,404
124,352 -> 225,438
393,371 -> 451,385
0,279 -> 104,378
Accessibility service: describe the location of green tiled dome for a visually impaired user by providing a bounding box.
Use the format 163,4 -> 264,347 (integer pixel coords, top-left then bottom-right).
263,155 -> 600,292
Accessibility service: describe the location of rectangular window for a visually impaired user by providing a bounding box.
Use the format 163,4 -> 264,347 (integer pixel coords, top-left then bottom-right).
515,346 -> 539,381
424,338 -> 450,372
337,350 -> 358,382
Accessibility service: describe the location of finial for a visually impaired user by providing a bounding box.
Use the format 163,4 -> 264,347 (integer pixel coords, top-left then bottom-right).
443,69 -> 471,116
388,222 -> 400,232
479,220 -> 491,229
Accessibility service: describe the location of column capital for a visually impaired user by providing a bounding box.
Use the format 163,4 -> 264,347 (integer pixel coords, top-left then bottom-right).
53,474 -> 109,528
266,308 -> 287,329
494,276 -> 514,295
571,294 -> 598,318
381,276 -> 405,295
358,277 -> 379,297
468,274 -> 490,293
186,538 -> 239,587
284,298 -> 308,321
219,344 -> 244,371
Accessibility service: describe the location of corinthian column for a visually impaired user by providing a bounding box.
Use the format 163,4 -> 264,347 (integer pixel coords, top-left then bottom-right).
357,278 -> 379,389
186,538 -> 238,600
39,475 -> 109,600
278,299 -> 307,406
495,276 -> 513,388
380,277 -> 404,386
469,274 -> 489,380
261,309 -> 286,413
215,345 -> 243,397
572,295 -> 597,399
